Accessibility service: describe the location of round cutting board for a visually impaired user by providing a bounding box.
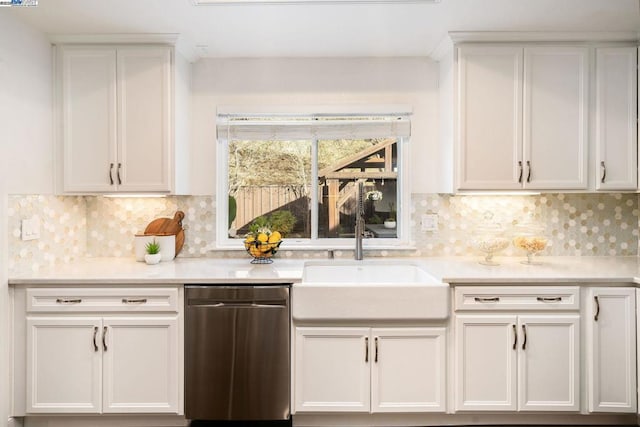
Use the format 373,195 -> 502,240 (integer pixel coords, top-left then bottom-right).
144,211 -> 185,255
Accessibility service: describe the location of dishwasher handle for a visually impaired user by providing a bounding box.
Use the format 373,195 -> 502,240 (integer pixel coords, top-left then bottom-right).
187,299 -> 288,309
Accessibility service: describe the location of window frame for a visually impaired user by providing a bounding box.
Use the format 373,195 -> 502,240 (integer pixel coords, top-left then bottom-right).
215,111 -> 412,251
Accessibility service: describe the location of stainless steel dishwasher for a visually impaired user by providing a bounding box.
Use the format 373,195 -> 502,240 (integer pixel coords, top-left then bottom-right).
185,285 -> 290,423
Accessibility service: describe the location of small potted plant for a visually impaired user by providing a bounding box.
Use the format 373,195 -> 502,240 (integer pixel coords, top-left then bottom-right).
384,202 -> 397,229
144,239 -> 162,265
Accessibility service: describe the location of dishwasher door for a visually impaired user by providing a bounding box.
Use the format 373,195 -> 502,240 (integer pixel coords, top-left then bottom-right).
185,285 -> 290,421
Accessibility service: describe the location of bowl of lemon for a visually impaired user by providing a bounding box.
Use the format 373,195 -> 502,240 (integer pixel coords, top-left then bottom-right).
244,229 -> 282,264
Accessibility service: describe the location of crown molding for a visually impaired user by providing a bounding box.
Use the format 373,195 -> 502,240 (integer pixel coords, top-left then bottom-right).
48,33 -> 180,45
429,34 -> 454,61
449,31 -> 640,44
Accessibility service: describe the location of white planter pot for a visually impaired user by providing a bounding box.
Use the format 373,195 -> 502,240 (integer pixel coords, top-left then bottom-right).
384,220 -> 397,229
135,234 -> 175,262
144,253 -> 162,265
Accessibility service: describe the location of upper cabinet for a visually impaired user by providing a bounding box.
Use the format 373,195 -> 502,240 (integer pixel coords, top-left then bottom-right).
457,45 -> 589,191
57,45 -> 179,194
594,47 -> 638,190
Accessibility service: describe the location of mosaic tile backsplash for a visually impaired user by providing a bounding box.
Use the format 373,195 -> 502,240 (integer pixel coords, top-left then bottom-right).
8,193 -> 640,271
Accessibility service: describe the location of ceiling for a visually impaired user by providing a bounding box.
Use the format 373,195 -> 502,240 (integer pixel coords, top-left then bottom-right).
8,0 -> 640,59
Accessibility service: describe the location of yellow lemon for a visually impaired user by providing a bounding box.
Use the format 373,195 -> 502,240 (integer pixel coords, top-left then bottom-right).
257,233 -> 269,243
268,231 -> 281,243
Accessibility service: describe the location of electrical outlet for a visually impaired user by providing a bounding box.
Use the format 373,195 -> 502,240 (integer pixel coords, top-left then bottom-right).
421,213 -> 438,232
21,217 -> 40,241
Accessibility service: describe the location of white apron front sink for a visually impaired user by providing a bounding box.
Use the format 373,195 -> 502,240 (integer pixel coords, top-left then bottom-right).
293,260 -> 449,321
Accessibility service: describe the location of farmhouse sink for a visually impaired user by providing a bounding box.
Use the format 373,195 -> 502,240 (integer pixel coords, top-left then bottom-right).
292,260 -> 449,321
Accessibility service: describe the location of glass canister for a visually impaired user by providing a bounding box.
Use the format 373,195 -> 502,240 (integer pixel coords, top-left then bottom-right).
513,214 -> 548,265
471,212 -> 510,266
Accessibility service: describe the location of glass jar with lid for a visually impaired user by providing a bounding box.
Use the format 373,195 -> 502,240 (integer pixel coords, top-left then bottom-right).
471,212 -> 510,266
513,213 -> 548,265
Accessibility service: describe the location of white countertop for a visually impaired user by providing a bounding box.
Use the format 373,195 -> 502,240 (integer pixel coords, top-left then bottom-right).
8,255 -> 640,285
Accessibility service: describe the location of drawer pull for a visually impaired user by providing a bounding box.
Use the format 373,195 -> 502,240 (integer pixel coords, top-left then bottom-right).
474,297 -> 500,303
93,326 -> 98,352
102,326 -> 108,352
536,296 -> 562,302
56,298 -> 82,304
365,337 -> 369,363
594,296 -> 600,322
522,324 -> 527,350
512,324 -> 517,350
122,298 -> 148,304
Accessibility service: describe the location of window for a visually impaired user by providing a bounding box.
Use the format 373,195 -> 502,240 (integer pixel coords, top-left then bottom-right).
216,109 -> 411,249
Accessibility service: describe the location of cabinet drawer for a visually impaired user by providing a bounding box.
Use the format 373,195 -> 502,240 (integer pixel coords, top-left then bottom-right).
26,287 -> 179,313
454,286 -> 580,311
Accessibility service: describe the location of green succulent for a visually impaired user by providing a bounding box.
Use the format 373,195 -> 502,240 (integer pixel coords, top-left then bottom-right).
145,240 -> 161,255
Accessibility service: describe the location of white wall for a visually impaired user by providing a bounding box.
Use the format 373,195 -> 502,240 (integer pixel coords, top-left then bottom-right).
1,11 -> 53,195
190,57 -> 440,195
0,11 -> 53,426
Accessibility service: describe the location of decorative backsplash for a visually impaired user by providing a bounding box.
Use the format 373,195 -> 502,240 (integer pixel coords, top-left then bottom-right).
7,193 -> 640,271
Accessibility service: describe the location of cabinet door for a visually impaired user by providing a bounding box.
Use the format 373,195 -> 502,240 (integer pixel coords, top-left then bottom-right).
26,317 -> 102,413
116,47 -> 172,192
595,47 -> 638,190
517,315 -> 580,411
457,46 -> 523,190
61,47 -> 117,192
371,328 -> 446,412
587,288 -> 637,413
523,47 -> 589,190
294,327 -> 370,412
454,315 -> 517,411
102,317 -> 179,413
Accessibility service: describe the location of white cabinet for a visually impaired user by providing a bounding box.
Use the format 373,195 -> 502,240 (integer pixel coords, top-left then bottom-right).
586,287 -> 637,413
22,287 -> 181,415
457,45 -> 589,191
294,327 -> 446,413
457,46 -> 523,190
454,286 -> 580,412
594,47 -> 638,190
59,45 -> 172,193
26,317 -> 102,413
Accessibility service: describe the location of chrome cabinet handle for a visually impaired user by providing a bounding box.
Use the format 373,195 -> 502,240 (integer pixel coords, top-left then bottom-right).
594,296 -> 600,321
122,298 -> 147,304
374,337 -> 379,363
93,326 -> 98,352
526,160 -> 531,183
109,163 -> 114,185
521,324 -> 527,350
117,163 -> 122,185
56,298 -> 82,304
474,297 -> 500,303
600,161 -> 606,184
537,296 -> 562,302
518,161 -> 523,183
512,324 -> 517,350
102,326 -> 108,352
365,337 -> 369,363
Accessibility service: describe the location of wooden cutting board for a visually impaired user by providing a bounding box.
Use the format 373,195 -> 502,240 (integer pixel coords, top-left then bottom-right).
144,211 -> 185,255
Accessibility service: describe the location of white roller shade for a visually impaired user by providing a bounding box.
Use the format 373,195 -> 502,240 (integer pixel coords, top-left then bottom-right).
217,114 -> 411,140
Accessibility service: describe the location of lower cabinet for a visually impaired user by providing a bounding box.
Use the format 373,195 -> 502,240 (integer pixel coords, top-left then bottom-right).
21,287 -> 182,415
454,314 -> 580,412
586,287 -> 637,413
294,327 -> 446,413
453,286 -> 582,412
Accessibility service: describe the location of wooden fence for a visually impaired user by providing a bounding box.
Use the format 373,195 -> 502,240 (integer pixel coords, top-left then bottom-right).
233,185 -> 311,231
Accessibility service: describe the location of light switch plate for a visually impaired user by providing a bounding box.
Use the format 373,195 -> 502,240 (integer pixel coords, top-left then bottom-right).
421,213 -> 438,232
21,217 -> 40,241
